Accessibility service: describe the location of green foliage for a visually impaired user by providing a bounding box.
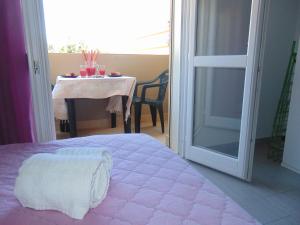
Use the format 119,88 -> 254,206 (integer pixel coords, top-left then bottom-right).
48,42 -> 88,53
48,44 -> 55,52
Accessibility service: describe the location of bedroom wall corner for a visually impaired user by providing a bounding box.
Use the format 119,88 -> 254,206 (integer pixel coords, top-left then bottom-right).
255,0 -> 300,139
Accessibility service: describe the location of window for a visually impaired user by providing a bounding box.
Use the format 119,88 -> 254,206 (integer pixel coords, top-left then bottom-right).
43,0 -> 170,55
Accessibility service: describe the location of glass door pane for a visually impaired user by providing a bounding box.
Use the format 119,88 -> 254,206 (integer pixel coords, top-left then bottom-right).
192,67 -> 245,158
196,0 -> 252,56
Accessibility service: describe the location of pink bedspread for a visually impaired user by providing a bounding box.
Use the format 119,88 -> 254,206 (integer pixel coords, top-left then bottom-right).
0,134 -> 260,225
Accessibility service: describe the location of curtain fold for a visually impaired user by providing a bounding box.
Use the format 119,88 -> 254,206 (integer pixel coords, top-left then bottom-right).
0,0 -> 35,145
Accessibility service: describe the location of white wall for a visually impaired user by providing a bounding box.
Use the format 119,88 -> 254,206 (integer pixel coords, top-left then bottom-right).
295,2 -> 300,39
282,39 -> 300,174
256,0 -> 300,138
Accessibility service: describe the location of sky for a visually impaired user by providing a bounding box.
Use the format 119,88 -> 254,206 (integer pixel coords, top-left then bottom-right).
43,0 -> 170,53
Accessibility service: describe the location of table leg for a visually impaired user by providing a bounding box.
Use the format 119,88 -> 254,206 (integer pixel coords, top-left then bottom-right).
122,96 -> 131,133
111,113 -> 116,128
65,99 -> 77,137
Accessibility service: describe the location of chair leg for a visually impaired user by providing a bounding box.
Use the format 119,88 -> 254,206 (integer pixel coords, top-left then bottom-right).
134,103 -> 142,133
149,105 -> 157,126
157,105 -> 164,133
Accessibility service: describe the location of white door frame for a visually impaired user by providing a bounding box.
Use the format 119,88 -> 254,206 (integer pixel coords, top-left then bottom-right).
22,0 -> 179,144
169,0 -> 185,154
170,0 -> 266,180
21,0 -> 56,143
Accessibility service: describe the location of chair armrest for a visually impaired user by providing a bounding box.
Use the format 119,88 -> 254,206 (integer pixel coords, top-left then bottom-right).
134,78 -> 160,97
136,76 -> 160,86
140,83 -> 164,101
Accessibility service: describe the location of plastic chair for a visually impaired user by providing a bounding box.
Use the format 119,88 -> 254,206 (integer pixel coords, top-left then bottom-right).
132,70 -> 169,133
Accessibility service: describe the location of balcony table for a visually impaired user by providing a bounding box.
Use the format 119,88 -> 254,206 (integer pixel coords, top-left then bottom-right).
52,75 -> 136,137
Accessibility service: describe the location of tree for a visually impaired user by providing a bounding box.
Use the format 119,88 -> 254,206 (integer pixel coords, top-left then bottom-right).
48,44 -> 55,53
48,41 -> 88,53
59,42 -> 88,53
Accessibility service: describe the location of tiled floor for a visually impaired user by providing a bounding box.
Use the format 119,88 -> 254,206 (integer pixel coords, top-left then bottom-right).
189,141 -> 300,225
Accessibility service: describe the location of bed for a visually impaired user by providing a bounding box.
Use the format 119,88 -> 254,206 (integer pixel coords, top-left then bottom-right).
0,134 -> 260,225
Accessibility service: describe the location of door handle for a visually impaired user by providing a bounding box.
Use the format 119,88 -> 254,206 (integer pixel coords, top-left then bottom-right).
33,60 -> 40,74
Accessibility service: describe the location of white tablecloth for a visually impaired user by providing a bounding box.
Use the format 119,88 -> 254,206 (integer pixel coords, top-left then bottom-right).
52,76 -> 136,121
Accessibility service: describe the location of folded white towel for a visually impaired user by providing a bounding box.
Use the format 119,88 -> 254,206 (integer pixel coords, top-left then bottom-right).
14,151 -> 111,219
55,147 -> 113,174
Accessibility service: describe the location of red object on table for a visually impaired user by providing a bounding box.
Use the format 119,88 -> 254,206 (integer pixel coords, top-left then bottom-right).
99,69 -> 105,75
80,69 -> 87,76
86,67 -> 96,76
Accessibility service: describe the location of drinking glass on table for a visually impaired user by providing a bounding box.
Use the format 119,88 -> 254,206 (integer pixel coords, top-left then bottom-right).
79,65 -> 87,77
86,64 -> 97,76
98,65 -> 106,76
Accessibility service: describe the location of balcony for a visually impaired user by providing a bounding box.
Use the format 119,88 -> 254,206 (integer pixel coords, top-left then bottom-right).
49,53 -> 169,143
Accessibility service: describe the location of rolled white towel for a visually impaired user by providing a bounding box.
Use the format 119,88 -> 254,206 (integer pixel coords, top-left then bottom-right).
55,147 -> 113,174
14,153 -> 110,219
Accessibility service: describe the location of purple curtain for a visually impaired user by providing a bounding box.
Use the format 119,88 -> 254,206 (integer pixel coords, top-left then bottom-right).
0,0 -> 35,145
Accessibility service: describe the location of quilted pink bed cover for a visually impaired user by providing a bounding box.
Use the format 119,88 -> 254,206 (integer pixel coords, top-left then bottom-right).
0,134 -> 261,225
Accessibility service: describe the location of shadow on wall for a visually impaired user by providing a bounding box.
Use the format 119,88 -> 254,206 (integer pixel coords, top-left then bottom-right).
48,53 -> 169,129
